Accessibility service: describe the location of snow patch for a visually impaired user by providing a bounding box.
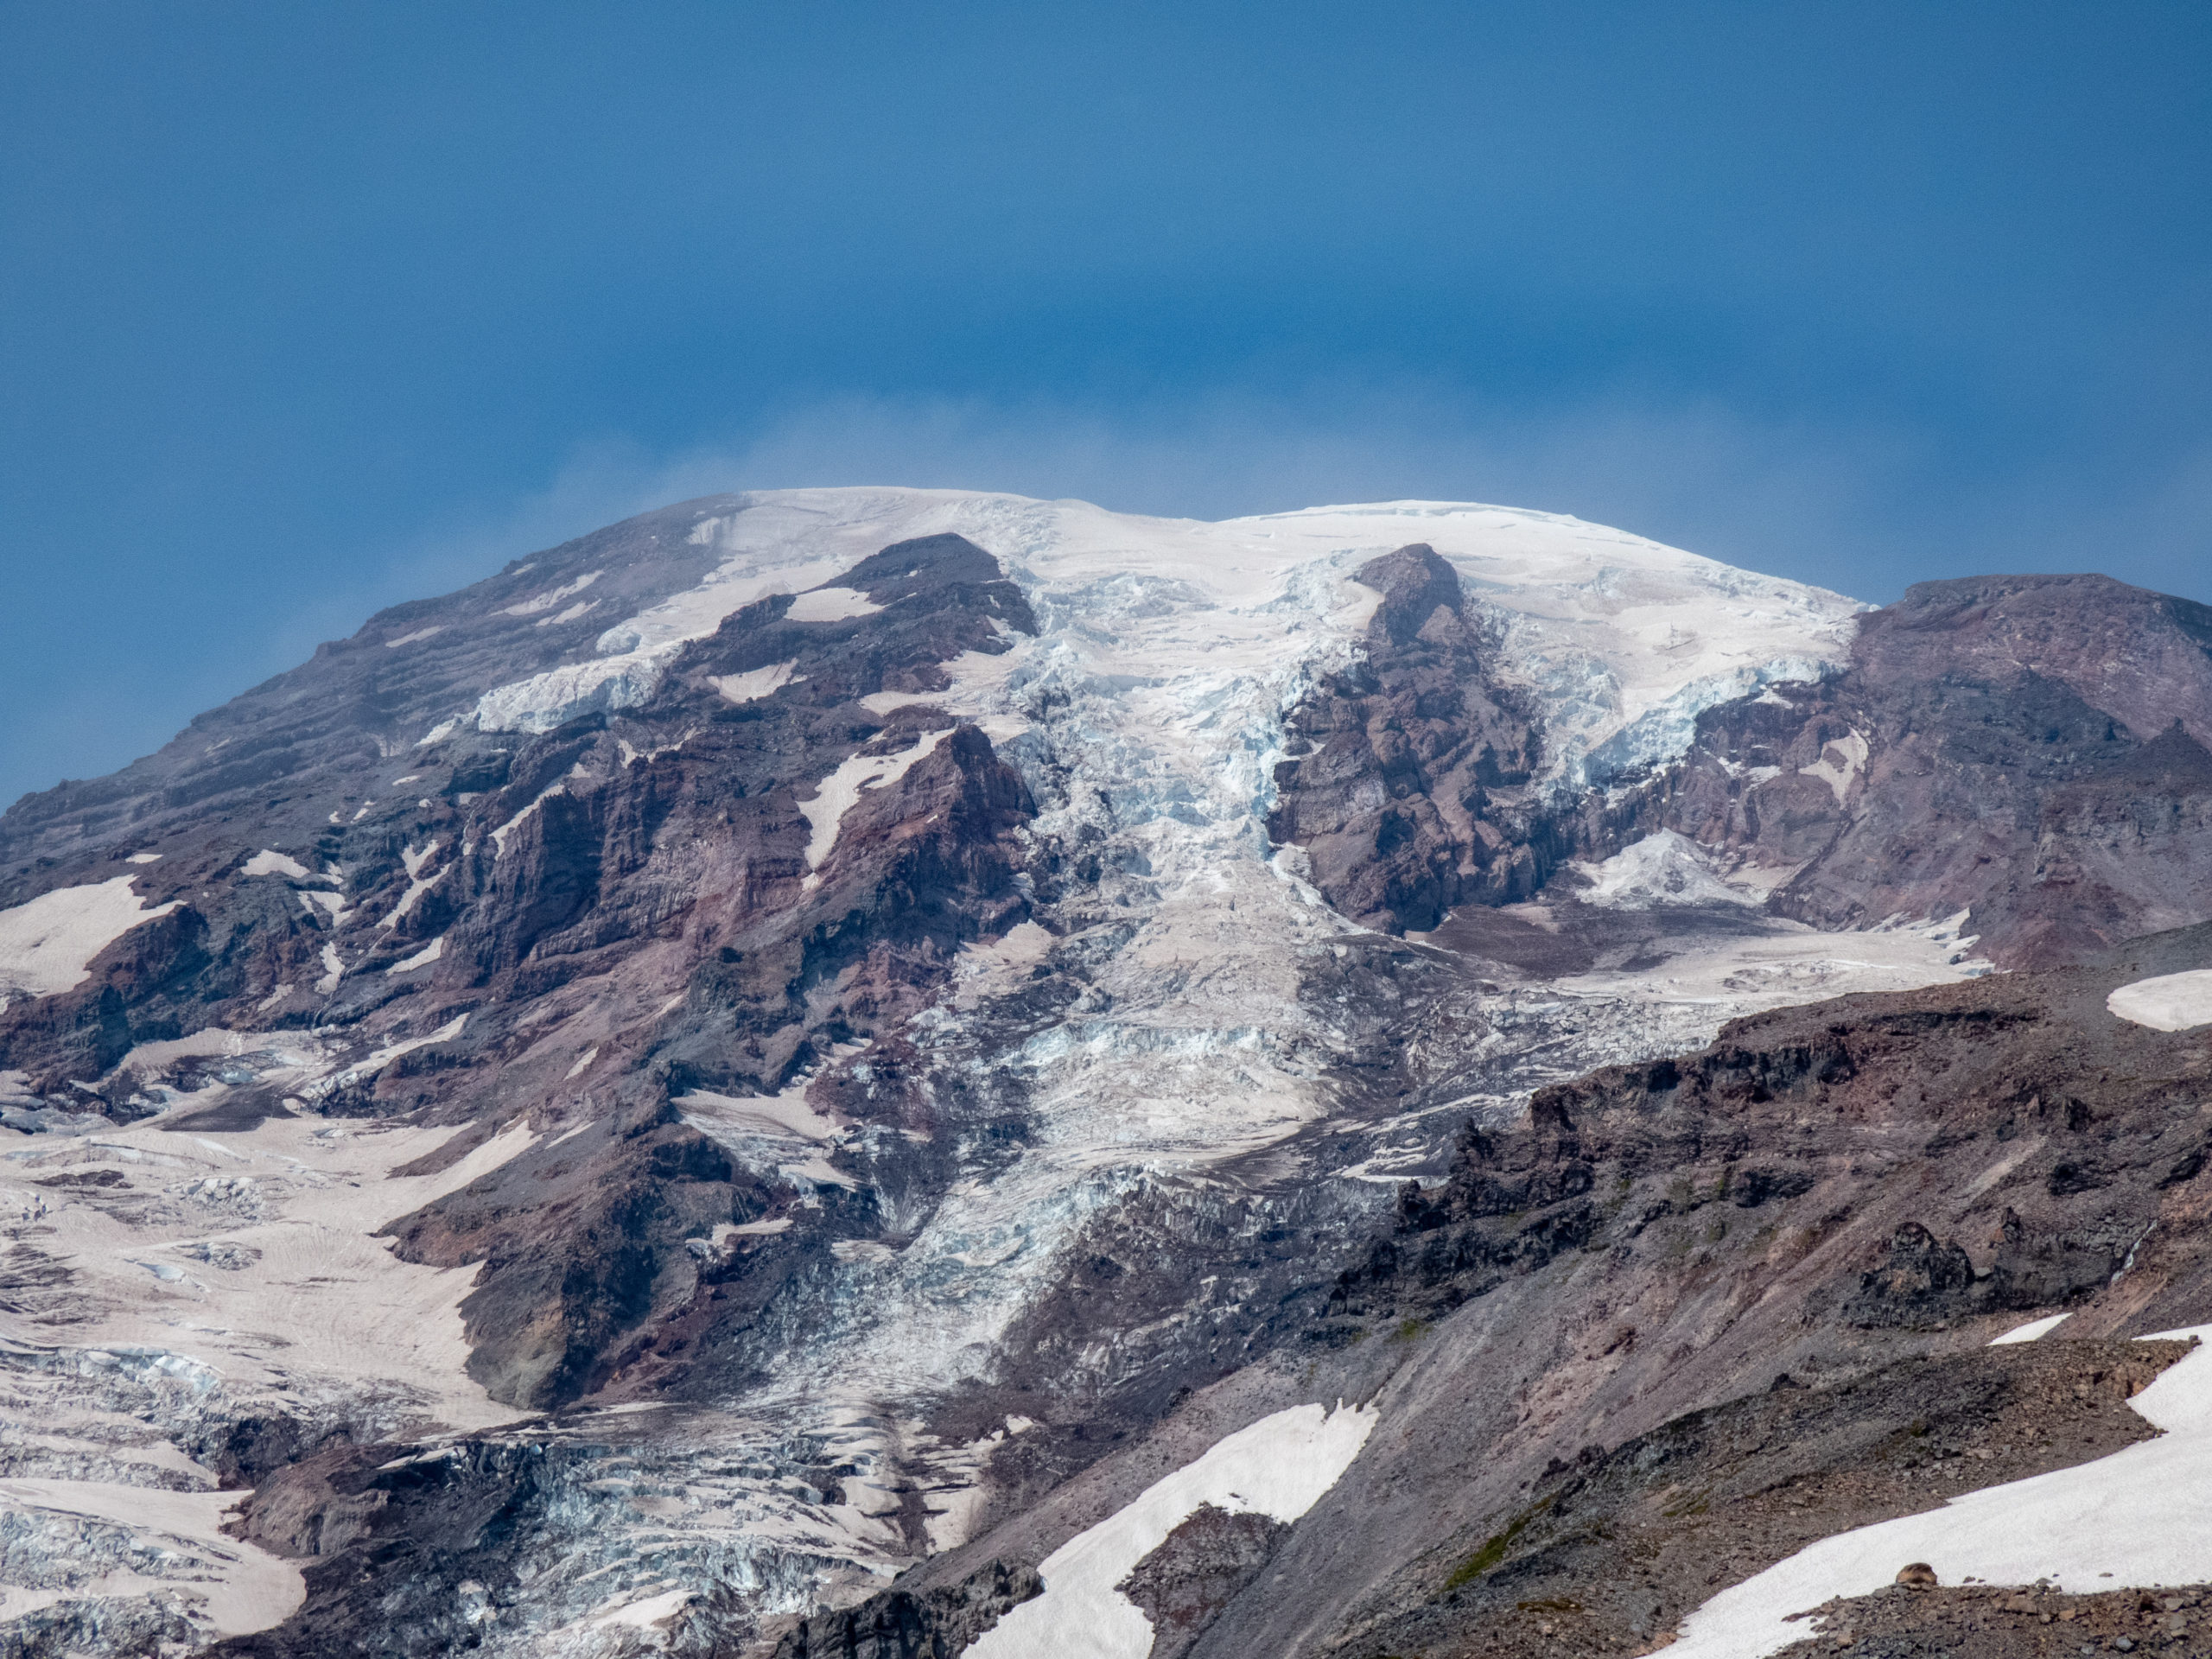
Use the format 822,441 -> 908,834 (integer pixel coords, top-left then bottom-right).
385,936 -> 444,976
500,570 -> 600,617
385,626 -> 443,647
785,586 -> 883,623
1990,1313 -> 2071,1345
967,1402 -> 1379,1659
378,841 -> 448,928
1800,729 -> 1869,804
1669,1328 -> 2212,1658
0,877 -> 181,998
798,728 -> 953,879
713,659 -> 798,704
240,849 -> 311,880
2108,969 -> 2212,1033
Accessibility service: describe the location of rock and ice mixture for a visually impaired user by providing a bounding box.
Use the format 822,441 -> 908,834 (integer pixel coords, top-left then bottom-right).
4,490 -> 2212,1657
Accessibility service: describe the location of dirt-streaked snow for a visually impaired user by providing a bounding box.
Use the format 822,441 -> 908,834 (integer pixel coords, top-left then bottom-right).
712,659 -> 798,703
967,1402 -> 1379,1659
784,586 -> 884,623
2108,969 -> 2212,1033
0,1478 -> 305,1636
1669,1329 -> 2212,1658
0,876 -> 180,998
1573,830 -> 1770,910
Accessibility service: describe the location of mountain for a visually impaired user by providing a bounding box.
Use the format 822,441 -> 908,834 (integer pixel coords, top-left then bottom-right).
2,488 -> 2209,1659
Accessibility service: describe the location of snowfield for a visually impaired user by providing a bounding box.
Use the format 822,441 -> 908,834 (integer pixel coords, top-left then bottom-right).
967,1401 -> 1379,1659
0,875 -> 180,998
2108,968 -> 2212,1033
1670,1330 -> 2212,1658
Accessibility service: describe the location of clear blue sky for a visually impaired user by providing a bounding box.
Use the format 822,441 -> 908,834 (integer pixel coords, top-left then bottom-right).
3,1 -> 2209,806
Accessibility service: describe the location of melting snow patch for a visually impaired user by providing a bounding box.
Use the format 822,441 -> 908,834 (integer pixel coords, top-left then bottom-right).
385,626 -> 444,648
2108,969 -> 2212,1033
1574,830 -> 1768,910
241,849 -> 312,880
378,840 -> 448,927
1991,1313 -> 2071,1345
385,936 -> 444,976
713,659 -> 798,704
1669,1326 -> 2212,1658
1800,730 -> 1869,804
125,852 -> 162,864
967,1402 -> 1379,1659
499,570 -> 600,617
785,586 -> 884,623
0,877 -> 181,997
798,728 -> 953,878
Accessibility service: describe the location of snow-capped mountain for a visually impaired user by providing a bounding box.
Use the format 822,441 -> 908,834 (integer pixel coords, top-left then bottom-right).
3,489 -> 2211,1658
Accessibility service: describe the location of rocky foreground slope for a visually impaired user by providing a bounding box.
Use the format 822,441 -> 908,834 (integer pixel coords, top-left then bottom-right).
2,489 -> 2210,1659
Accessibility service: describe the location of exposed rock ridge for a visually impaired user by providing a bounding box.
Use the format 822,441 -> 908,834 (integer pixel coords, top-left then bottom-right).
1177,922 -> 2212,1659
1268,543 -> 1548,931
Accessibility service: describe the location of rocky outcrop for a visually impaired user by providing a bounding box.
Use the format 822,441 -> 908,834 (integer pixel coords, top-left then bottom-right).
1618,573 -> 2212,966
1267,544 -> 1547,931
1178,920 -> 2212,1659
1267,563 -> 2212,968
1117,1504 -> 1292,1659
769,1560 -> 1042,1659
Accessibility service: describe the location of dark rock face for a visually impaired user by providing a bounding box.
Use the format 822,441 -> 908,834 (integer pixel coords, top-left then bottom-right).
1625,573 -> 2212,965
1117,1504 -> 1291,1659
1267,545 -> 1546,931
1267,562 -> 2212,967
769,1560 -> 1041,1659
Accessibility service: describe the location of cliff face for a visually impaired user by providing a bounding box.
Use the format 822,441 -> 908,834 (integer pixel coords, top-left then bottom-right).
3,491 -> 2210,1659
1267,563 -> 2212,969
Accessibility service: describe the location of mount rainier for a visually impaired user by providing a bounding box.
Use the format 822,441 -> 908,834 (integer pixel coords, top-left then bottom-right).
4,488 -> 2212,1659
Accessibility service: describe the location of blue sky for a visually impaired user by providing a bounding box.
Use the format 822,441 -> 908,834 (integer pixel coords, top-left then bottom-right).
3,1 -> 2209,805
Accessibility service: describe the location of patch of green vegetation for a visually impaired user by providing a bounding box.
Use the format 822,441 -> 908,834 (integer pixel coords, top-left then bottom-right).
1441,1497 -> 1551,1592
1516,1598 -> 1585,1614
1390,1318 -> 1431,1343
